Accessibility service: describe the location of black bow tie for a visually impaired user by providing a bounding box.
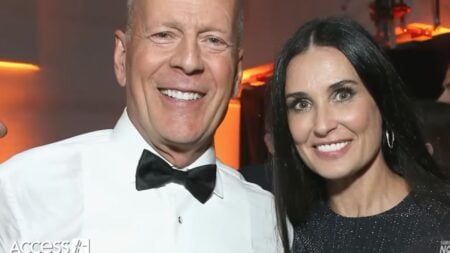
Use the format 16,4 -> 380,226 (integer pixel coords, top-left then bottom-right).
135,149 -> 217,204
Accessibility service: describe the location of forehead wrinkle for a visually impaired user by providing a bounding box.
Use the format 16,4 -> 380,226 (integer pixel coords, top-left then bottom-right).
138,0 -> 235,38
178,0 -> 235,31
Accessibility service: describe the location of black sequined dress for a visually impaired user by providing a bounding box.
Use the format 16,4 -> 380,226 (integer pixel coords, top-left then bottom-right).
293,191 -> 450,253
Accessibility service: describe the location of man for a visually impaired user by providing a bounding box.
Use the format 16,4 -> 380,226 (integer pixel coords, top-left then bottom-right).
0,120 -> 6,138
419,63 -> 450,176
416,100 -> 450,175
0,0 -> 282,252
240,85 -> 274,192
438,64 -> 450,104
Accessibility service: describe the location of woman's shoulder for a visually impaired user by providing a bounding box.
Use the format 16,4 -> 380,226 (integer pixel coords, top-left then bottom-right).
410,187 -> 450,232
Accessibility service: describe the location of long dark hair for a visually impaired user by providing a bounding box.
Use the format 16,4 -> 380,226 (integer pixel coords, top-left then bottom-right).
270,17 -> 450,252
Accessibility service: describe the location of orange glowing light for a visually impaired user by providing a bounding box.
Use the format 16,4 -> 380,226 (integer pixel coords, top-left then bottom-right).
241,63 -> 274,86
395,23 -> 450,43
214,99 -> 241,169
0,61 -> 40,72
214,64 -> 276,169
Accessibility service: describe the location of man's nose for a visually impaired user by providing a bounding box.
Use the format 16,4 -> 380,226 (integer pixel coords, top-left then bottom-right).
169,37 -> 204,75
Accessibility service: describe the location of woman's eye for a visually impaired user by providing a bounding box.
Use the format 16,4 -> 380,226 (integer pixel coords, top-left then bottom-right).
335,87 -> 354,102
288,98 -> 312,112
296,100 -> 311,111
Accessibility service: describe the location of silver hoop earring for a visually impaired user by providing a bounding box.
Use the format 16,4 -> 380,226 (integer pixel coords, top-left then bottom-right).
386,130 -> 395,149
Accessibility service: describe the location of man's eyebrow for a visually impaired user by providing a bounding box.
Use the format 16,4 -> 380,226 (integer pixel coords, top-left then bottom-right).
198,25 -> 230,34
143,21 -> 229,32
143,22 -> 179,32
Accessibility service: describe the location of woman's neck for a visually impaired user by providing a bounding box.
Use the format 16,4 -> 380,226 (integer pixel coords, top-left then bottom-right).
326,155 -> 410,218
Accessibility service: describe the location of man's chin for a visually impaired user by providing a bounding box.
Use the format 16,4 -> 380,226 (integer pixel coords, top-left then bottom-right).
164,137 -> 210,152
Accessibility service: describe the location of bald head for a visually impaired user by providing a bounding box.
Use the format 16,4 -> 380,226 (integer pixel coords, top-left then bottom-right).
125,0 -> 244,46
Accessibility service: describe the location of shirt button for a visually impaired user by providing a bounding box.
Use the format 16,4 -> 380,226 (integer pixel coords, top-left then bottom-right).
178,216 -> 183,224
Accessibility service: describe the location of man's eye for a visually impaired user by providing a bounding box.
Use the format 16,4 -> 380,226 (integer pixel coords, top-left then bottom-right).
208,37 -> 225,44
149,32 -> 174,43
201,36 -> 230,52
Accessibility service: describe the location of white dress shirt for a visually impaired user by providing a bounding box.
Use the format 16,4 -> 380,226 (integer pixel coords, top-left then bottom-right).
0,110 -> 283,253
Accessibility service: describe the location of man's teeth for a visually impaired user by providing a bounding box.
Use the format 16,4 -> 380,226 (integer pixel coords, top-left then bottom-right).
161,89 -> 202,101
316,142 -> 349,152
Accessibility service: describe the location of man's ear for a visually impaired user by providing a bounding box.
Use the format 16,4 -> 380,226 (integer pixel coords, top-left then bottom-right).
232,48 -> 244,97
114,30 -> 127,87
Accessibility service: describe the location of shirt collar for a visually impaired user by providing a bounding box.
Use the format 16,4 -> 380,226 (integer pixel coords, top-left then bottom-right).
111,109 -> 223,198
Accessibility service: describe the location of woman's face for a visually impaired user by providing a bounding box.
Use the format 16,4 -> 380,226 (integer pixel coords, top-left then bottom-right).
285,46 -> 383,180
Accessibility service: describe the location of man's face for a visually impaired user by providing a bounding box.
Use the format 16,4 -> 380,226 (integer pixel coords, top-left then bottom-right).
114,0 -> 243,166
438,66 -> 450,104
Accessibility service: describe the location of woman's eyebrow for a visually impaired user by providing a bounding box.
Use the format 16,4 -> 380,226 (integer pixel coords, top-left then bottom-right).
327,79 -> 357,93
285,91 -> 309,99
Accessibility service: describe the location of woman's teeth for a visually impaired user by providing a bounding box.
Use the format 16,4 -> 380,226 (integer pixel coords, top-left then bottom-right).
316,142 -> 349,152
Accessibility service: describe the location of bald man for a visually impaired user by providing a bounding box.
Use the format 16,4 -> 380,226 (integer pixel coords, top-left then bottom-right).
0,120 -> 7,138
0,0 -> 284,252
438,65 -> 450,104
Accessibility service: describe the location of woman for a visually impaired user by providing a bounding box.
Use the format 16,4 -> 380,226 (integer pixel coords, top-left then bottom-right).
270,17 -> 450,252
